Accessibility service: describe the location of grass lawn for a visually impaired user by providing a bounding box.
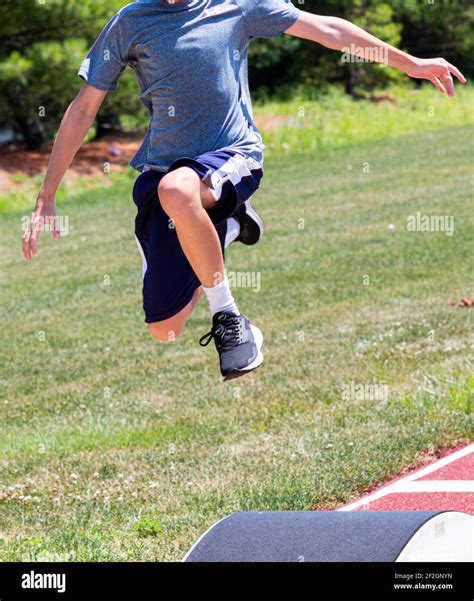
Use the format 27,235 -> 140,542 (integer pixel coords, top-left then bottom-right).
0,126 -> 472,562
256,85 -> 474,155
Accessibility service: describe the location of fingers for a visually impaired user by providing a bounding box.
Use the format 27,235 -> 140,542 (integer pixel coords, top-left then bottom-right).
51,216 -> 61,240
22,219 -> 42,262
22,209 -> 60,262
22,226 -> 32,262
431,77 -> 446,95
425,58 -> 466,96
441,71 -> 455,97
439,59 -> 466,96
22,213 -> 42,261
29,214 -> 42,257
446,62 -> 467,84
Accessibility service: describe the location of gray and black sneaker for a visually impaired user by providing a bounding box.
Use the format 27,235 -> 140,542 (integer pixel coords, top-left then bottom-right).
233,200 -> 265,246
199,312 -> 264,381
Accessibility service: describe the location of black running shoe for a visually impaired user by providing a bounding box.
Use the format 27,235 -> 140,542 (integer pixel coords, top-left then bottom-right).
199,312 -> 264,381
233,200 -> 265,246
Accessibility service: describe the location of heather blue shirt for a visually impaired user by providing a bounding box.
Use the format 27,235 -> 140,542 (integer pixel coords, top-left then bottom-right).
78,0 -> 299,171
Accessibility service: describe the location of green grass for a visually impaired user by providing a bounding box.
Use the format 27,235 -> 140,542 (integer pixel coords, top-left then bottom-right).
0,126 -> 472,562
255,85 -> 474,155
2,85 -> 473,216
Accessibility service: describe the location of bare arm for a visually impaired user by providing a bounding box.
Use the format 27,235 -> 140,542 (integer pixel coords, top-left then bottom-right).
22,83 -> 108,261
285,12 -> 466,96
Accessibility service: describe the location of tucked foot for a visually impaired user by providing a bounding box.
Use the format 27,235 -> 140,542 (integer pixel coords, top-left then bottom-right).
199,311 -> 264,381
233,200 -> 265,246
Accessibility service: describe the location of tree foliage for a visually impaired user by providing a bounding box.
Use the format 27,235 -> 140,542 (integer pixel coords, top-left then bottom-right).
0,0 -> 472,148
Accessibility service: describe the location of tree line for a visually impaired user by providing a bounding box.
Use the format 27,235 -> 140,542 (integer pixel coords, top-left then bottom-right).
0,0 -> 471,149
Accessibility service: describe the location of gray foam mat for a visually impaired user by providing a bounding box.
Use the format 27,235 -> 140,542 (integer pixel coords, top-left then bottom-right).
185,510 -> 445,562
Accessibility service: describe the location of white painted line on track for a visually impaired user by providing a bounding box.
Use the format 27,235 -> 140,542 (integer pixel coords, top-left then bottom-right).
392,480 -> 474,493
339,444 -> 474,512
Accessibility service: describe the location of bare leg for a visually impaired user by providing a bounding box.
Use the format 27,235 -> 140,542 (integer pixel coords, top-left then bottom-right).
149,287 -> 203,342
158,167 -> 224,288
152,167 -> 263,379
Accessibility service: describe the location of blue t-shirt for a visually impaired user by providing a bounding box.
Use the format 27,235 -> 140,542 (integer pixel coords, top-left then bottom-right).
78,0 -> 299,171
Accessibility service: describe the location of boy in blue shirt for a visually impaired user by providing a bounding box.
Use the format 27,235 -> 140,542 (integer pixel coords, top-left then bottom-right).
23,0 -> 465,381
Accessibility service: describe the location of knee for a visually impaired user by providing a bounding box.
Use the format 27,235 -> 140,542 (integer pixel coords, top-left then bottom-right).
148,321 -> 184,342
158,169 -> 200,218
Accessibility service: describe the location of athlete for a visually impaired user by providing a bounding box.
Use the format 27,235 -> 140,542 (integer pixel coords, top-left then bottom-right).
22,0 -> 465,380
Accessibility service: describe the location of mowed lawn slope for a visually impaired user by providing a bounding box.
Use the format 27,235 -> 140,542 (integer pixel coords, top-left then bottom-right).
0,126 -> 472,561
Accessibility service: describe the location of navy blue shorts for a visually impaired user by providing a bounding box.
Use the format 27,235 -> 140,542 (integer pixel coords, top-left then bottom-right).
133,149 -> 264,324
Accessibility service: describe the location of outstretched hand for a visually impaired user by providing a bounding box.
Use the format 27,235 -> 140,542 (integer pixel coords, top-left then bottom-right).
22,195 -> 61,262
406,57 -> 467,96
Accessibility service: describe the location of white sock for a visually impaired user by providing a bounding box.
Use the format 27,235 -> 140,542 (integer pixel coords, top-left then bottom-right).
224,217 -> 240,248
202,277 -> 239,317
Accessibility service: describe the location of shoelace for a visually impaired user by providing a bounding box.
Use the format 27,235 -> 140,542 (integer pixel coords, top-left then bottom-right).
199,316 -> 244,351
